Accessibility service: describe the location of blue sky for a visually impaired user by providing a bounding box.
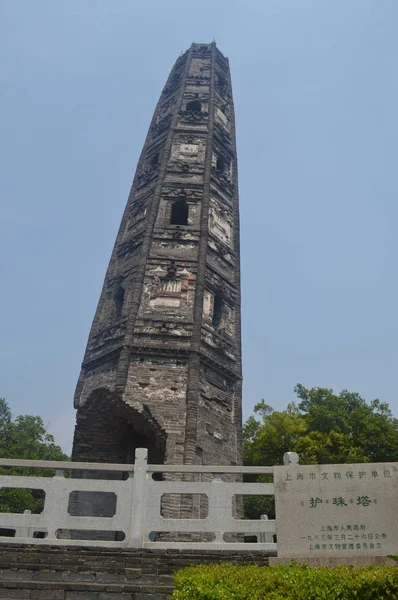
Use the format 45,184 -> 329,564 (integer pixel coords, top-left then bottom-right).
1,1 -> 397,453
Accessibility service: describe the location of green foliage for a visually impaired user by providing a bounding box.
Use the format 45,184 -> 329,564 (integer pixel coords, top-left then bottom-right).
244,385 -> 398,468
0,398 -> 68,514
243,488 -> 275,520
243,385 -> 398,520
243,402 -> 306,467
173,563 -> 398,600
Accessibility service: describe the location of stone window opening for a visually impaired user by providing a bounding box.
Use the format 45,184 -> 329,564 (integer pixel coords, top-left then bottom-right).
216,155 -> 228,174
212,294 -> 223,329
157,262 -> 181,296
171,199 -> 188,225
150,153 -> 159,168
114,285 -> 125,318
166,261 -> 177,279
186,100 -> 202,113
217,74 -> 227,89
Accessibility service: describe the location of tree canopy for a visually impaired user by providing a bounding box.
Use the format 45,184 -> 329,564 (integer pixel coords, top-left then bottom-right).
0,398 -> 68,514
244,384 -> 398,467
242,385 -> 398,520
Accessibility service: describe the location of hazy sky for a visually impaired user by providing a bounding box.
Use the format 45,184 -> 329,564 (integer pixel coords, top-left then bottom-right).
1,1 -> 397,453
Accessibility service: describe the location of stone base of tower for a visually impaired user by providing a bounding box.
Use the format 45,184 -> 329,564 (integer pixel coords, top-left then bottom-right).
0,545 -> 271,600
72,354 -> 242,477
71,356 -> 242,532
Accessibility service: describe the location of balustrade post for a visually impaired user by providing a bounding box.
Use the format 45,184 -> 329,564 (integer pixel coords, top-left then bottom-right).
260,514 -> 274,544
15,510 -> 33,539
128,448 -> 148,547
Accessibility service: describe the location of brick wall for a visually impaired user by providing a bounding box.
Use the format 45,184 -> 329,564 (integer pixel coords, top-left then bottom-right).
0,545 -> 270,600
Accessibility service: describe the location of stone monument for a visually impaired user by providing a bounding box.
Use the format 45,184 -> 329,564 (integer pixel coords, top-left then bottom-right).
272,461 -> 398,565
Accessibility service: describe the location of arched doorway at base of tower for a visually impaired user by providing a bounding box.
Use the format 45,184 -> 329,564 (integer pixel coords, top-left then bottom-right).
68,388 -> 166,540
72,388 -> 166,466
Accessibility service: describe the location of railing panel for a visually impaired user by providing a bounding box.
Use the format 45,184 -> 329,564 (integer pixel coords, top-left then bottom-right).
143,476 -> 276,549
0,451 -> 277,551
0,471 -> 135,546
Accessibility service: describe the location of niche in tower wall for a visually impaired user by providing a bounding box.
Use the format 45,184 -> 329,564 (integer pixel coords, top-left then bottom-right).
216,72 -> 230,98
170,199 -> 189,225
186,99 -> 202,113
114,284 -> 125,319
215,107 -> 229,128
202,289 -> 235,342
171,136 -> 206,163
209,198 -> 233,246
148,265 -> 195,309
213,153 -> 231,177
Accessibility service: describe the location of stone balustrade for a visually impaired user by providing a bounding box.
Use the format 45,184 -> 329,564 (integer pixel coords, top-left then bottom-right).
0,448 -> 278,552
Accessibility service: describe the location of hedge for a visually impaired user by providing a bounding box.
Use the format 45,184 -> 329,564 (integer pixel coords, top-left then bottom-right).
172,563 -> 398,599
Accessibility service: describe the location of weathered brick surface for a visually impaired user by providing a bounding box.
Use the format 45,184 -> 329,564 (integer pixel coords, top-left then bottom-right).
71,42 -> 242,494
0,545 -> 268,599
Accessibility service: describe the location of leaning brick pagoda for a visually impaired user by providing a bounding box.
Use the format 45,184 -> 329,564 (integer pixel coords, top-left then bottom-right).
72,43 -> 242,475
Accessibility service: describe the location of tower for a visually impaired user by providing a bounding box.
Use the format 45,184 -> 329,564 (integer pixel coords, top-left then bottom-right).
72,43 -> 242,473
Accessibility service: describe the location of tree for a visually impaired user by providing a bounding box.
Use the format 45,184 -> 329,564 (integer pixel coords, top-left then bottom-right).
0,398 -> 68,514
243,400 -> 307,467
243,385 -> 398,519
294,384 -> 398,463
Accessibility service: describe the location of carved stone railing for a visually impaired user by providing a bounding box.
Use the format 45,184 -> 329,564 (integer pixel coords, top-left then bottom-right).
0,450 -> 283,551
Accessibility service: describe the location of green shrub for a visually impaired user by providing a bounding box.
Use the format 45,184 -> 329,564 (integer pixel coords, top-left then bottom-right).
172,563 -> 398,599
